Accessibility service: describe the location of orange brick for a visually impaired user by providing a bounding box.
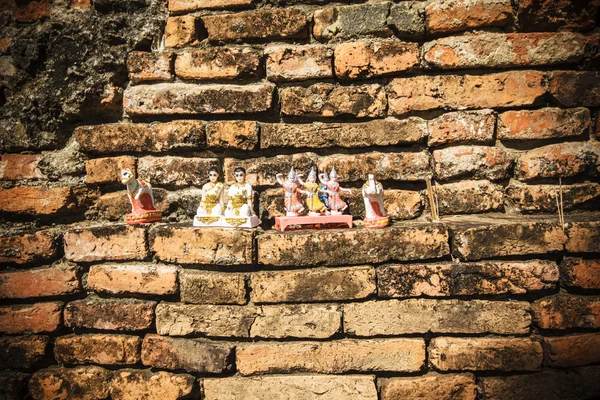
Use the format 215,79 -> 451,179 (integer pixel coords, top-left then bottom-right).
0,154 -> 44,180
165,16 -> 198,48
64,297 -> 156,331
175,47 -> 261,80
266,44 -> 332,82
0,186 -> 92,215
127,51 -> 173,84
64,225 -> 148,263
425,0 -> 512,34
0,302 -> 62,334
0,262 -> 81,299
0,230 -> 58,264
86,156 -> 136,185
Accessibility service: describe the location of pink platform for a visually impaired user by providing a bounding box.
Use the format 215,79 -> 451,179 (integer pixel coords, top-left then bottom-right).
275,215 -> 353,232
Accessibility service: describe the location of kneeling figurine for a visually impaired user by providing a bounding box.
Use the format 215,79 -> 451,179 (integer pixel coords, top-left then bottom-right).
362,174 -> 389,228
193,166 -> 225,227
121,169 -> 162,225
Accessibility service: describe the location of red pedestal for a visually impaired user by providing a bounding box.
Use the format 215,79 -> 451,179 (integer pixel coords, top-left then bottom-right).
364,215 -> 390,229
125,210 -> 162,225
275,215 -> 353,232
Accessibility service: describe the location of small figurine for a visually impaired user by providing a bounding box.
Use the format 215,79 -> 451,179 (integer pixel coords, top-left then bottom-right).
321,167 -> 352,215
193,167 -> 225,227
276,167 -> 305,217
223,167 -> 259,228
362,174 -> 390,228
298,167 -> 327,216
318,170 -> 330,212
121,169 -> 162,224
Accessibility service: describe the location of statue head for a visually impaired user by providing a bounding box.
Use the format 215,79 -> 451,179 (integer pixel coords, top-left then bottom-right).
330,166 -> 338,182
287,167 -> 296,182
208,166 -> 220,183
233,167 -> 246,184
121,169 -> 134,184
368,173 -> 375,181
308,167 -> 317,182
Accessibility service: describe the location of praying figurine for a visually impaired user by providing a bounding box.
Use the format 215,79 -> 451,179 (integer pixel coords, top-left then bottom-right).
320,167 -> 352,215
193,166 -> 225,227
121,169 -> 162,224
362,174 -> 390,228
276,167 -> 304,217
223,167 -> 259,228
297,167 -> 327,216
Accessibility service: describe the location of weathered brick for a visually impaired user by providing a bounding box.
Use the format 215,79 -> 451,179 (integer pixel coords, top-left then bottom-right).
566,219 -> 600,253
111,370 -> 194,400
498,107 -> 590,140
151,225 -> 253,265
0,154 -> 44,180
251,266 -> 375,303
266,44 -> 332,82
435,180 -> 504,215
0,335 -> 48,369
165,16 -> 198,48
64,225 -> 148,263
388,71 -> 545,115
205,120 -> 257,151
281,83 -> 386,118
427,110 -> 495,147
88,264 -> 177,296
137,156 -> 219,187
517,0 -> 600,31
387,2 -> 425,39
202,9 -> 307,42
258,223 -> 448,267
175,47 -> 261,80
223,153 -> 317,186
561,258 -> 600,290
1,0 -> 51,22
0,303 -> 61,335
237,338 -> 424,375
203,375 -> 377,400
0,186 -> 91,215
544,333 -> 600,368
424,32 -> 586,70
86,156 -> 136,185
127,51 -> 173,84
425,0 -> 512,34
29,366 -> 112,400
76,121 -> 206,154
156,302 -> 341,338
0,371 -> 28,400
141,335 -> 233,373
515,142 -> 598,180
377,260 -> 558,298
313,2 -> 391,40
262,118 -> 426,149
95,190 -> 169,222
433,146 -> 512,181
379,374 -> 477,400
481,366 -> 600,400
169,0 -> 252,12
124,83 -> 274,115
54,334 -> 141,365
64,297 -> 156,331
447,215 -> 567,261
180,270 -> 246,305
0,262 -> 81,299
334,40 -> 419,80
344,299 -> 530,335
533,295 -> 600,330
549,71 -> 600,107
429,337 -> 542,371
506,182 -> 600,213
0,230 -> 57,264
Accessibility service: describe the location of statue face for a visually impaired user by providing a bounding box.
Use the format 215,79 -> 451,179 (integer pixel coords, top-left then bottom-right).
368,174 -> 375,181
121,169 -> 134,184
234,170 -> 245,183
208,170 -> 219,183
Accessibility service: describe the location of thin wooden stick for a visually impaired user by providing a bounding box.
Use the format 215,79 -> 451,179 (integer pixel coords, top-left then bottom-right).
426,178 -> 438,221
559,177 -> 565,230
434,180 -> 440,220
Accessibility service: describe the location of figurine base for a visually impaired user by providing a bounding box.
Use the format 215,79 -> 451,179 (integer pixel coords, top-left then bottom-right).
193,215 -> 222,227
275,215 -> 353,232
193,215 -> 259,228
125,210 -> 162,225
364,215 -> 390,229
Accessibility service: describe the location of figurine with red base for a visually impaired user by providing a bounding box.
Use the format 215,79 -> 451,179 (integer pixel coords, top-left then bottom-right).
121,169 -> 162,225
297,167 -> 327,216
276,167 -> 305,217
223,167 -> 259,228
362,174 -> 390,228
194,166 -> 225,227
321,167 -> 352,215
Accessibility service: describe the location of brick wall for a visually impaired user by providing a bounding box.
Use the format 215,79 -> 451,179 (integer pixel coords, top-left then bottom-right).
1,0 -> 600,398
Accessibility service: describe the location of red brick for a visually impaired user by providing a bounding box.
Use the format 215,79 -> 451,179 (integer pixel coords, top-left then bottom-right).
124,83 -> 274,115
127,51 -> 173,84
334,40 -> 419,80
517,0 -> 600,31
169,0 -> 252,12
88,264 -> 178,296
313,2 -> 392,40
64,297 -> 156,331
380,374 -> 477,400
544,333 -> 600,368
0,186 -> 92,215
165,16 -> 198,48
180,270 -> 247,305
175,47 -> 261,80
429,337 -> 542,371
549,71 -> 600,107
425,0 -> 512,34
110,370 -> 195,400
76,121 -> 206,154
86,156 -> 136,185
54,334 -> 141,365
266,44 -> 332,82
499,107 -> 590,141
0,262 -> 81,299
0,335 -> 48,369
533,295 -> 600,330
566,219 -> 600,253
29,366 -> 112,400
202,9 -> 307,42
423,32 -> 586,69
64,225 -> 148,263
223,153 -> 316,187
435,180 -> 504,215
515,142 -> 598,180
0,230 -> 57,264
0,154 -> 44,180
0,302 -> 62,334
506,182 -> 600,213
427,110 -> 496,147
206,120 -> 258,150
388,71 -> 545,115
433,146 -> 512,181
561,258 -> 600,290
0,0 -> 51,23
137,156 -> 219,187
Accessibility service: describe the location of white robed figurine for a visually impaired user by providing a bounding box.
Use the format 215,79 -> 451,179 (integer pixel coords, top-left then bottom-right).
362,174 -> 389,228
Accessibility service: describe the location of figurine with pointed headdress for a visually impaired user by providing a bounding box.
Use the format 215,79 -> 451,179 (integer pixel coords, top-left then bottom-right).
298,167 -> 327,216
276,167 -> 305,216
322,167 -> 352,215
